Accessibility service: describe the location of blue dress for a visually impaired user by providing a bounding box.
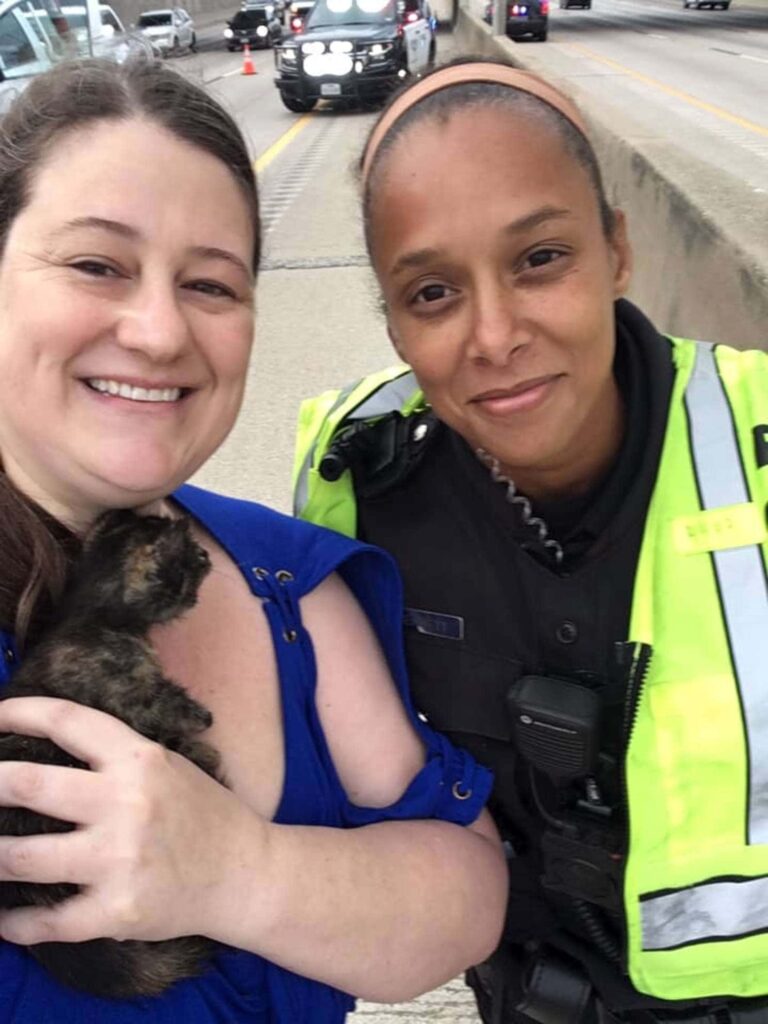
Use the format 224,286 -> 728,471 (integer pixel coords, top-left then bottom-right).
0,486 -> 493,1023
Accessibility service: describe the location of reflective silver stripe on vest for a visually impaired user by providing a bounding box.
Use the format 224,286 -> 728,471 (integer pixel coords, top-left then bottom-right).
293,371 -> 418,516
640,342 -> 768,952
686,343 -> 768,845
642,874 -> 768,950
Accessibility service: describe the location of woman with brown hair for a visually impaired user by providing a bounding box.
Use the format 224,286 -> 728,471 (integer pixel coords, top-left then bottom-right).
0,56 -> 507,1022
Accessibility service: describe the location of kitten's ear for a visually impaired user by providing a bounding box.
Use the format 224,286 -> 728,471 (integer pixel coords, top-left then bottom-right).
169,516 -> 193,535
83,508 -> 137,550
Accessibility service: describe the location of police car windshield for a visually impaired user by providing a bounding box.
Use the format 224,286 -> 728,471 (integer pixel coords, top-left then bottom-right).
306,0 -> 397,28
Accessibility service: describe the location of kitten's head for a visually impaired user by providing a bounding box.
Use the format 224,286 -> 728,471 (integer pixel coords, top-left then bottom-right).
76,510 -> 211,625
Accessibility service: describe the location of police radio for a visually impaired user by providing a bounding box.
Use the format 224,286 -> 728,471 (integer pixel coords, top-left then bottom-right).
507,675 -> 624,917
506,675 -> 602,782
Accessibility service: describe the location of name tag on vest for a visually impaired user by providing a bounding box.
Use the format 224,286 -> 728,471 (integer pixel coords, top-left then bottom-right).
404,608 -> 465,641
673,502 -> 767,555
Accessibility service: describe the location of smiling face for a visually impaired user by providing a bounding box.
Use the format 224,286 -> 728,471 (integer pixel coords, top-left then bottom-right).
368,104 -> 632,499
0,117 -> 256,528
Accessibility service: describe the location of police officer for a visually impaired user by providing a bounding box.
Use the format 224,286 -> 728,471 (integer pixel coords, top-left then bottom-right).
294,59 -> 768,1024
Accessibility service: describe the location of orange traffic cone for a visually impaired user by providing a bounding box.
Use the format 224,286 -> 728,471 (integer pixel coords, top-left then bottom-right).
242,43 -> 256,75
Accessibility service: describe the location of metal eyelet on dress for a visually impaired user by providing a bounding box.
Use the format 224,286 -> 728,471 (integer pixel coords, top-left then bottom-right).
452,781 -> 472,801
3,647 -> 15,665
283,628 -> 299,643
275,570 -> 294,584
252,567 -> 270,580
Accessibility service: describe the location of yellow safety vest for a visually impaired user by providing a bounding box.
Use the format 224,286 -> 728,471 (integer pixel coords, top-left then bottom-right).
625,339 -> 768,1000
294,337 -> 768,1001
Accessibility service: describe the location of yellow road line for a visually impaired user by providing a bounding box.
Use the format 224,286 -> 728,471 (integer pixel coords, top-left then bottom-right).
254,114 -> 314,173
563,42 -> 768,139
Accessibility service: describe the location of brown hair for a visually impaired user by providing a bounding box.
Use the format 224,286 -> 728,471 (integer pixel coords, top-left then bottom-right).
360,56 -> 615,251
0,57 -> 260,649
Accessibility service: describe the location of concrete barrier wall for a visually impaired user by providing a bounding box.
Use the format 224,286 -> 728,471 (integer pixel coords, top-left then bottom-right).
453,7 -> 768,349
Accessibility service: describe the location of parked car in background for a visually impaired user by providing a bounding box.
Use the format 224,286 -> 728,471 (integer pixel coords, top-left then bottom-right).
683,0 -> 729,7
59,3 -> 154,59
484,0 -> 548,40
136,7 -> 196,54
61,2 -> 122,39
400,0 -> 436,59
559,0 -> 589,7
286,0 -> 313,31
224,3 -> 282,48
0,0 -> 67,106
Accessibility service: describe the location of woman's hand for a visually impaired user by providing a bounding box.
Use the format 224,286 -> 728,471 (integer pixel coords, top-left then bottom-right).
0,696 -> 266,947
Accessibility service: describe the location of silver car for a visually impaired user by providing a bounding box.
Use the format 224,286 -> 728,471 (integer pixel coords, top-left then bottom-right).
136,7 -> 197,55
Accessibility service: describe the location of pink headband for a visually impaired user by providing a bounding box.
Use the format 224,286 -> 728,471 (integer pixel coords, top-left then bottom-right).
361,62 -> 590,186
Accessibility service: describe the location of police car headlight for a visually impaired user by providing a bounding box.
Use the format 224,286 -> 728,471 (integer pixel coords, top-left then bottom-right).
223,27 -> 234,36
368,41 -> 393,56
301,40 -> 325,53
329,39 -> 352,52
281,44 -> 297,60
256,24 -> 268,35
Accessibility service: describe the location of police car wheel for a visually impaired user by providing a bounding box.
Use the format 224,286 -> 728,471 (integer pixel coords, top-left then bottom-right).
279,92 -> 317,113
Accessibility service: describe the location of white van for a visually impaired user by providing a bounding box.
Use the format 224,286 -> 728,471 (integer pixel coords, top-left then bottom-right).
0,0 -> 68,98
57,4 -> 152,59
60,2 -> 125,44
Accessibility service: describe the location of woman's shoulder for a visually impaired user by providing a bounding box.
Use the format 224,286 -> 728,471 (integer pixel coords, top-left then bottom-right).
173,484 -> 388,596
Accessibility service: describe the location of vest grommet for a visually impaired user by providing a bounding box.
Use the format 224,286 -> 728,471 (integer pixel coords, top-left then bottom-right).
252,567 -> 270,580
275,570 -> 294,584
3,647 -> 15,665
452,781 -> 472,801
283,628 -> 299,643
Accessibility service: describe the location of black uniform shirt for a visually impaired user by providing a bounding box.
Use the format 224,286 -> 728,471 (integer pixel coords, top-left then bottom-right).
358,300 -> 673,746
354,302 -> 723,1013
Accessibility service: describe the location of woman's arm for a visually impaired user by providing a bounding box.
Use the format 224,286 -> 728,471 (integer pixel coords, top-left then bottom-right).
214,574 -> 508,1000
0,576 -> 507,1003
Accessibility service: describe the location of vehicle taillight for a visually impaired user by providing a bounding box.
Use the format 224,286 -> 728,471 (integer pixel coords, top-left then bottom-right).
404,10 -> 419,21
290,15 -> 303,29
540,0 -> 549,11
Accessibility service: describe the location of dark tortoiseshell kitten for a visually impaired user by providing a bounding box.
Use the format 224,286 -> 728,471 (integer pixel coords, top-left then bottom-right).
0,510 -> 221,998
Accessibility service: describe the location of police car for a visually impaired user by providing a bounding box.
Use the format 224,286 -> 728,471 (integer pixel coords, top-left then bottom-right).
274,0 -> 435,113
